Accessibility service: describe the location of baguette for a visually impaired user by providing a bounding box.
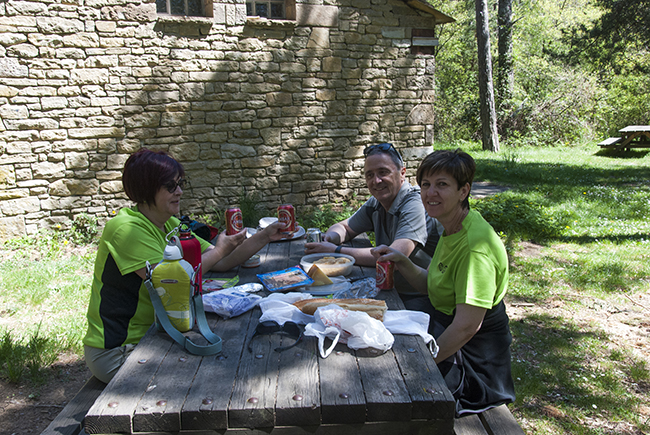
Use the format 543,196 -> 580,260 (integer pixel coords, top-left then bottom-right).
293,298 -> 387,321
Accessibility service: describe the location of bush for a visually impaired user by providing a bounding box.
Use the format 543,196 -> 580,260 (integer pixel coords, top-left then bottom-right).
472,193 -> 567,243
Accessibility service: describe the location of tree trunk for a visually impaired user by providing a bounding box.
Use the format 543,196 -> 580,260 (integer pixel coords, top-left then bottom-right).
497,0 -> 514,108
475,0 -> 499,152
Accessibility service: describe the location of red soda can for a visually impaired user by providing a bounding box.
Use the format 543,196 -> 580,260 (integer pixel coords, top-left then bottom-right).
376,260 -> 395,290
225,207 -> 243,235
277,204 -> 296,234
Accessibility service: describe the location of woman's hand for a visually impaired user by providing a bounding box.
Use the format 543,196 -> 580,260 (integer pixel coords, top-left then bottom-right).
370,244 -> 409,265
214,229 -> 246,254
371,244 -> 428,293
259,221 -> 287,242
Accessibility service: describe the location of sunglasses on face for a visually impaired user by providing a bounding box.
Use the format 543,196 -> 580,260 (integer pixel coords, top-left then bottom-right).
363,143 -> 403,162
164,178 -> 187,193
247,320 -> 304,353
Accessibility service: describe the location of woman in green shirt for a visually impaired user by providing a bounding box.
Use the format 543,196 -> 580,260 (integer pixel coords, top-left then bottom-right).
84,149 -> 285,383
372,149 -> 515,415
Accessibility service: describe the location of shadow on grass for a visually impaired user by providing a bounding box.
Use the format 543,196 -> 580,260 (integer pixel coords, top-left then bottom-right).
595,148 -> 650,159
509,312 -> 648,433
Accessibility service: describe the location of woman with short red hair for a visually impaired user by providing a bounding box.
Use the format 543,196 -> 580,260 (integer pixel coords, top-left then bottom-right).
83,149 -> 285,383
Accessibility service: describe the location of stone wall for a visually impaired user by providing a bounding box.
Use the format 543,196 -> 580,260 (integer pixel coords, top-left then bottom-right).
0,0 -> 438,241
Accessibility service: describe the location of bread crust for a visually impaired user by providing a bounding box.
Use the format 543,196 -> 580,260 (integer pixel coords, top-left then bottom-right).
293,298 -> 387,321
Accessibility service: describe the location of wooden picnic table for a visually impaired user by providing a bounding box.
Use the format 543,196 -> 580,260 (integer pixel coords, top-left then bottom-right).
598,125 -> 650,151
83,233 -> 455,434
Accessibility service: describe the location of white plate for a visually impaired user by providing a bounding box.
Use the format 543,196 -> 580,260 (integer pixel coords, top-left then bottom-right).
258,217 -> 278,228
274,226 -> 305,242
299,276 -> 352,296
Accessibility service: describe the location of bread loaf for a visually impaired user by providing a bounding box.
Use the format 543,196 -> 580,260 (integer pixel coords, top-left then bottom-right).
293,298 -> 387,321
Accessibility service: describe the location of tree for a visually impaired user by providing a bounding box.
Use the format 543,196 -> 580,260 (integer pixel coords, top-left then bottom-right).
564,0 -> 650,73
497,0 -> 514,107
475,0 -> 499,151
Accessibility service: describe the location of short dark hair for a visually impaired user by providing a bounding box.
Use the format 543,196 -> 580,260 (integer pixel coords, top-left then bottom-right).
122,149 -> 185,205
416,148 -> 475,209
363,143 -> 404,170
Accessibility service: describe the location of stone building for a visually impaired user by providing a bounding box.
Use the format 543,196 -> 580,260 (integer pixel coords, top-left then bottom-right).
0,0 -> 453,240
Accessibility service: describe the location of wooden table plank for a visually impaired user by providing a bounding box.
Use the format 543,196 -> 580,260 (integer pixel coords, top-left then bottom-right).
84,327 -> 172,434
275,338 -> 321,426
181,312 -> 253,430
319,342 -> 367,424
132,339 -> 201,432
228,240 -> 292,429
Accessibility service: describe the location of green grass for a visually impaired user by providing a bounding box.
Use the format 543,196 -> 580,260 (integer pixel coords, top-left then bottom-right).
0,227 -> 96,384
457,143 -> 650,434
1,143 -> 649,434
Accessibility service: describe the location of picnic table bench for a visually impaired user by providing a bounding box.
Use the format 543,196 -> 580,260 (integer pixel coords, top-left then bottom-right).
43,232 -> 524,435
598,125 -> 650,151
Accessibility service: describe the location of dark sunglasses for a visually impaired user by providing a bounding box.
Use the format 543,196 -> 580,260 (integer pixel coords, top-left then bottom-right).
164,178 -> 187,193
247,321 -> 303,353
363,143 -> 403,162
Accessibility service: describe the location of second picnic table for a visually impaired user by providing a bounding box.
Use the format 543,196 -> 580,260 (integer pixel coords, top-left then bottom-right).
598,125 -> 650,151
83,233 -> 455,434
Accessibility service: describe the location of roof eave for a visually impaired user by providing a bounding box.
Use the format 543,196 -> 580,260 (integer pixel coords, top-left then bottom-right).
404,0 -> 456,24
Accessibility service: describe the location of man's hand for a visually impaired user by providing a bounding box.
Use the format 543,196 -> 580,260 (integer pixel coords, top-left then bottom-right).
304,241 -> 338,254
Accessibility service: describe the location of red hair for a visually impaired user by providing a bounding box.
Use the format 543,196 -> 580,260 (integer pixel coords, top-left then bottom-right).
122,149 -> 185,205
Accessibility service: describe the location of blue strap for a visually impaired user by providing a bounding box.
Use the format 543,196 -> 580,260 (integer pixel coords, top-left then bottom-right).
145,279 -> 222,356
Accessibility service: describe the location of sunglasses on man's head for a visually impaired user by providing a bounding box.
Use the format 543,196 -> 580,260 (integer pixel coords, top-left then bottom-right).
363,143 -> 403,162
164,178 -> 187,193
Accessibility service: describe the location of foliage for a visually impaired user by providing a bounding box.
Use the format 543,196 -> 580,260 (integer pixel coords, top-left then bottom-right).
238,190 -> 267,228
562,0 -> 650,74
65,213 -> 100,245
300,195 -> 365,231
429,0 -> 649,146
471,193 -> 567,243
0,325 -> 60,384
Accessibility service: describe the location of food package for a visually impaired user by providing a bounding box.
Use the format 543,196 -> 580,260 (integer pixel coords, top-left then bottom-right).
257,266 -> 314,292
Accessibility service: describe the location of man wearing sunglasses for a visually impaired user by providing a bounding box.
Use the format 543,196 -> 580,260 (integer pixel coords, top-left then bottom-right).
304,143 -> 442,301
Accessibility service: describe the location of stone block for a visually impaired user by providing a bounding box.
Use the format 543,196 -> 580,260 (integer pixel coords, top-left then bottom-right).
70,69 -> 109,85
296,4 -> 339,27
0,196 -> 40,215
0,59 -> 28,78
322,57 -> 341,72
48,178 -> 99,196
169,143 -> 200,161
65,152 -> 89,169
0,104 -> 29,120
0,216 -> 26,242
107,154 -> 129,171
99,180 -> 123,194
266,92 -> 292,107
36,17 -> 84,34
0,165 -> 16,189
32,161 -> 65,179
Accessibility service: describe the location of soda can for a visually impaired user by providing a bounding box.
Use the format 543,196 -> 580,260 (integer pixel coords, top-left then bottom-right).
277,204 -> 296,234
225,207 -> 243,235
376,260 -> 395,290
306,228 -> 322,243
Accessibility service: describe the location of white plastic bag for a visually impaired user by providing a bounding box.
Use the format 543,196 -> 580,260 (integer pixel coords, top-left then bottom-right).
383,310 -> 439,358
304,305 -> 394,358
202,287 -> 263,318
258,292 -> 314,325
